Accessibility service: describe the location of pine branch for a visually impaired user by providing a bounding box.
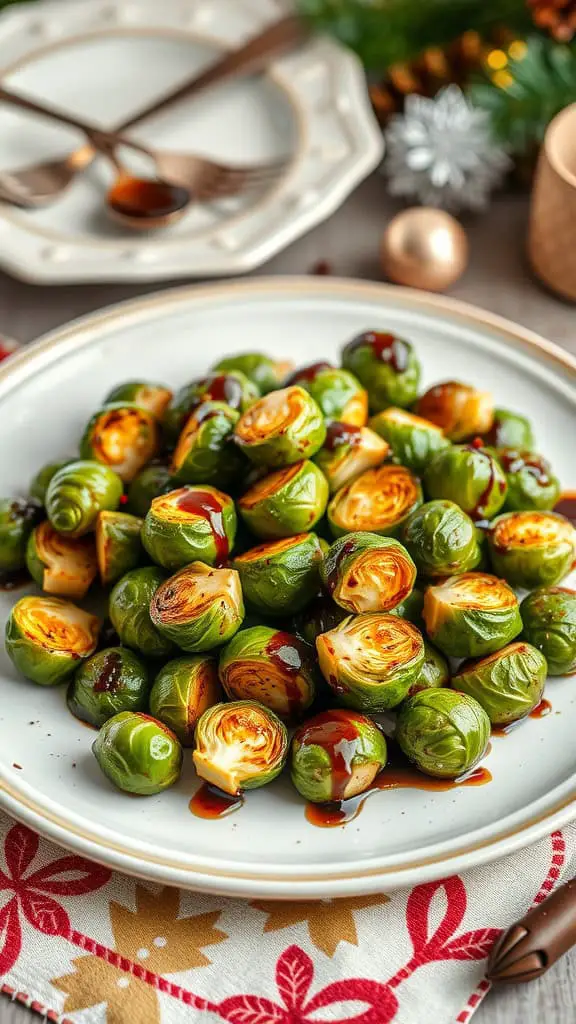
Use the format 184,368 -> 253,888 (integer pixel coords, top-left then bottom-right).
298,0 -> 532,69
469,35 -> 576,153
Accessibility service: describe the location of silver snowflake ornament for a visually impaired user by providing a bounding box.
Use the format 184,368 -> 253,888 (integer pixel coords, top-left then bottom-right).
383,85 -> 511,212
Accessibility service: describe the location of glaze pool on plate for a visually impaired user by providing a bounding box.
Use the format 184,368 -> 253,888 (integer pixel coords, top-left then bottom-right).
0,277 -> 574,898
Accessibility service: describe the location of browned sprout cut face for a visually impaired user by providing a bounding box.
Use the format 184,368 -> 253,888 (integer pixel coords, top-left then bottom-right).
328,464 -> 422,536
415,381 -> 493,441
29,521 -> 97,599
193,701 -> 288,795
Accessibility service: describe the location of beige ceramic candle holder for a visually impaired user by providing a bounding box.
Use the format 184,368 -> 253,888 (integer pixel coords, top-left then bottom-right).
528,103 -> 576,302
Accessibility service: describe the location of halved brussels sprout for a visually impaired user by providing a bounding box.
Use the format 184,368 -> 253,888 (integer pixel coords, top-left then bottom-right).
149,654 -> 222,745
30,460 -> 72,504
193,700 -> 288,795
80,403 -> 160,482
314,422 -> 389,494
170,401 -> 243,487
395,689 -> 490,778
150,562 -> 244,652
328,464 -> 422,538
96,511 -> 144,586
109,566 -> 175,659
369,407 -> 450,472
219,626 -> 316,721
0,498 -> 42,572
425,444 -> 507,522
238,461 -> 328,540
46,460 -> 123,537
483,408 -> 534,450
407,640 -> 450,698
488,511 -> 575,589
26,521 -> 97,599
142,485 -> 237,569
5,596 -> 100,686
341,330 -> 420,412
321,532 -> 416,614
93,711 -> 182,795
423,572 -> 522,658
291,592 -> 347,646
316,613 -> 424,711
212,353 -> 290,394
67,646 -> 150,727
234,533 -> 324,616
127,463 -> 173,517
494,449 -> 560,512
287,363 -> 368,425
390,586 -> 425,629
521,586 -> 576,675
104,381 -> 173,419
234,386 -> 326,468
415,381 -> 493,441
291,709 -> 387,803
452,641 -> 547,725
164,371 -> 260,443
401,500 -> 482,578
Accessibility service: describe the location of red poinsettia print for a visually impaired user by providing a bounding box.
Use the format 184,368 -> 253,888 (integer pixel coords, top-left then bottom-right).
0,824 -> 111,975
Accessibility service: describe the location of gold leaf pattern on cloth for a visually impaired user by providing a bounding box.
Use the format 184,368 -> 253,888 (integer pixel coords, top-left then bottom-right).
251,894 -> 390,957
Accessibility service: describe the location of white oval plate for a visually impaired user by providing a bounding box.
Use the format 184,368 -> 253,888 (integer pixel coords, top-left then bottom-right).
0,277 -> 575,899
0,0 -> 383,284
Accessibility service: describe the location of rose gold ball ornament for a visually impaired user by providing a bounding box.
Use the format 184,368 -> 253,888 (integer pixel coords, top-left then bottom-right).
381,208 -> 468,292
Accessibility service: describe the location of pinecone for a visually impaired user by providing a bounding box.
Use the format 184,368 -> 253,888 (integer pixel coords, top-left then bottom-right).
528,0 -> 576,41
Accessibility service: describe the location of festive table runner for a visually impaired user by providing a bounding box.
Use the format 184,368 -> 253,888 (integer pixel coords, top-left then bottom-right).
0,811 -> 574,1024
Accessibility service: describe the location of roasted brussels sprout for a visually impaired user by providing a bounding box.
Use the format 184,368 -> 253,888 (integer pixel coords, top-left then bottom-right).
395,689 -> 490,778
401,500 -> 482,578
341,330 -> 420,412
109,566 -> 175,659
483,408 -> 535,450
0,498 -> 42,572
234,533 -> 324,616
126,463 -> 173,517
80,403 -> 160,482
328,464 -> 422,538
415,381 -> 493,441
314,422 -> 389,494
390,586 -> 425,629
521,586 -> 576,675
291,709 -> 387,803
238,461 -> 328,540
149,654 -> 222,745
96,511 -> 143,586
67,647 -> 150,727
291,592 -> 347,646
322,532 -> 416,614
164,371 -> 259,443
425,444 -> 507,522
26,521 -> 97,599
316,613 -> 424,711
150,562 -> 244,652
488,511 -> 575,589
234,386 -> 326,467
452,642 -> 547,725
193,700 -> 288,794
212,353 -> 290,394
219,626 -> 316,721
287,362 -> 368,425
494,449 -> 560,512
369,407 -> 450,473
104,381 -> 173,419
5,596 -> 100,686
142,485 -> 237,570
423,572 -> 522,658
170,401 -> 243,486
30,460 -> 72,503
93,712 -> 182,795
46,460 -> 123,538
407,640 -> 450,697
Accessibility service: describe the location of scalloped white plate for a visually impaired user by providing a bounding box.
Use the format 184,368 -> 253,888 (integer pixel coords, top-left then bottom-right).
0,277 -> 575,898
0,0 -> 383,284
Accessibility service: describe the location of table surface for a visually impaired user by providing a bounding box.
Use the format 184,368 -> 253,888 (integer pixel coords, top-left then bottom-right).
0,176 -> 574,1024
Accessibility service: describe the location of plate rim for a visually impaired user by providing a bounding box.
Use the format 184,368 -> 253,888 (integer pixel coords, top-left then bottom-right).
1,274 -> 575,898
